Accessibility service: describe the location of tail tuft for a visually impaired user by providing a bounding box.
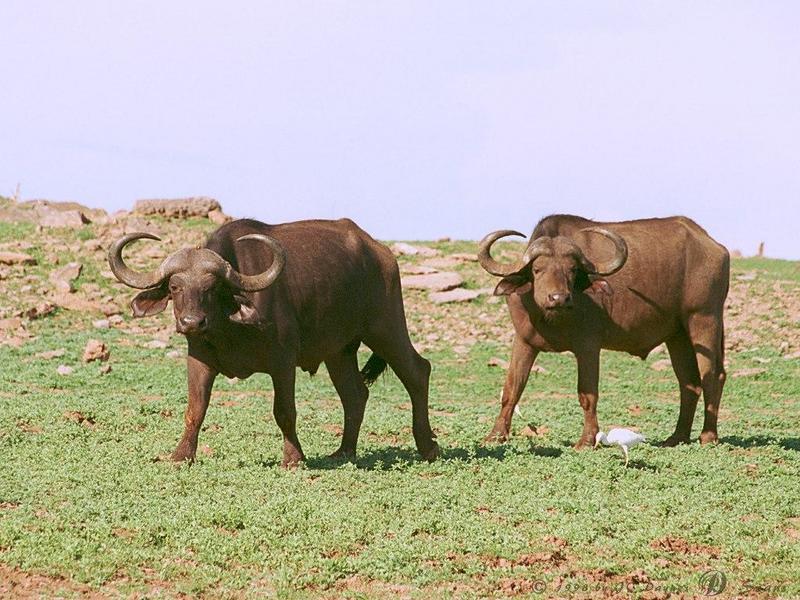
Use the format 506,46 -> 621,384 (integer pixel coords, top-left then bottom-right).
361,354 -> 388,386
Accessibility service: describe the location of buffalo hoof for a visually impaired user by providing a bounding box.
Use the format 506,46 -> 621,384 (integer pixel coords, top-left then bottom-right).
699,431 -> 719,445
281,448 -> 306,469
420,442 -> 440,462
660,434 -> 691,447
170,448 -> 196,463
484,430 -> 509,444
573,436 -> 596,450
328,447 -> 356,461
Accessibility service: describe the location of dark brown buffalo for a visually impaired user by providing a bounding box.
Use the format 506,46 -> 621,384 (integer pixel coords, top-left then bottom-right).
478,214 -> 729,448
109,218 -> 438,466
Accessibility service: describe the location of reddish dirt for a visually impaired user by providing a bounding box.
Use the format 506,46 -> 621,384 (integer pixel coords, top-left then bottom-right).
649,536 -> 721,558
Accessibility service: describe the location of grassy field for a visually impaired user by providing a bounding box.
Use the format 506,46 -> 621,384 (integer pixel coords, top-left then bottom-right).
1,215 -> 799,598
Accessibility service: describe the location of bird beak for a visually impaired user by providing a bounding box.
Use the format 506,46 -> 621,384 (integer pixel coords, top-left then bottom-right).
593,440 -> 599,449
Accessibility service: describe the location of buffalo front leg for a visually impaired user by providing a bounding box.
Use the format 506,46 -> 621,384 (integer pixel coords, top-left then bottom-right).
485,336 -> 538,443
172,355 -> 217,462
686,312 -> 727,444
271,367 -> 305,468
662,330 -> 702,446
326,349 -> 369,460
574,350 -> 600,449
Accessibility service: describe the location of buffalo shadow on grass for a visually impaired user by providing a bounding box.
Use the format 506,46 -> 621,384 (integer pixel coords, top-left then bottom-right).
720,435 -> 800,451
305,442 -> 564,471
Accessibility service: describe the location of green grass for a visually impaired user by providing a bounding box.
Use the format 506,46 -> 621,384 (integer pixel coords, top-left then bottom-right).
1,235 -> 799,598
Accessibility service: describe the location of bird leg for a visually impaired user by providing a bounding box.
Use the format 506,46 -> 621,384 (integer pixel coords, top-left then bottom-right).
622,446 -> 629,467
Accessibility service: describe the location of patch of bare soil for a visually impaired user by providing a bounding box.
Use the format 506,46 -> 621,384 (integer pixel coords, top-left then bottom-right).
649,536 -> 721,558
0,564 -> 199,599
0,565 -> 96,599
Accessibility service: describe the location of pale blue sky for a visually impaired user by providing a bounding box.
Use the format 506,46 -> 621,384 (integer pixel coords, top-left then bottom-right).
1,2 -> 798,257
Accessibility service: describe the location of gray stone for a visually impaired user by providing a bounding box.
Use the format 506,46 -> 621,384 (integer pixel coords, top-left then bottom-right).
401,272 -> 463,292
429,288 -> 482,304
133,197 -> 221,219
0,251 -> 36,265
390,242 -> 439,257
49,262 -> 82,293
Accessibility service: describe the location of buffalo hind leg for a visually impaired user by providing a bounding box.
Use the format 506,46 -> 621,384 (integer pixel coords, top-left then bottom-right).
662,330 -> 702,446
485,336 -> 538,443
271,367 -> 305,467
172,355 -> 217,462
575,350 -> 600,449
686,312 -> 726,444
326,348 -> 369,460
364,334 -> 438,461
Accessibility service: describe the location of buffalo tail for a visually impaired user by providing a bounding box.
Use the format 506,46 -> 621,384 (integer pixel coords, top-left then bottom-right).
361,354 -> 388,386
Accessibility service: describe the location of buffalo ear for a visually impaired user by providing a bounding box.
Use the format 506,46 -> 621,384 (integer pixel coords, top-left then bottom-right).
493,276 -> 532,296
131,286 -> 170,317
229,293 -> 261,326
586,278 -> 613,297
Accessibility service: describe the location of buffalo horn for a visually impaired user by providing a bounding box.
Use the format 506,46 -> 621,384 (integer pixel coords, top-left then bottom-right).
223,234 -> 286,291
477,230 -> 529,277
107,232 -> 169,289
577,227 -> 628,276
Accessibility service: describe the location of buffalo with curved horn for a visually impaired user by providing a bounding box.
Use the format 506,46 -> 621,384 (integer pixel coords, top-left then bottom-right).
109,218 -> 438,467
478,214 -> 728,448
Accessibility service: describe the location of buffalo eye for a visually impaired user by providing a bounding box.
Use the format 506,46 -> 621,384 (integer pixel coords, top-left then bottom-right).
532,267 -> 542,276
169,282 -> 182,294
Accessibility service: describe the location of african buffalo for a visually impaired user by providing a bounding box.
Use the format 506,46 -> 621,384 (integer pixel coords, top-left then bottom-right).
108,218 -> 439,466
478,214 -> 729,448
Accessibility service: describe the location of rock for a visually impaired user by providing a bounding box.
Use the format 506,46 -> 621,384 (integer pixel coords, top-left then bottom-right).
25,302 -> 56,320
82,239 -> 104,253
92,319 -> 110,329
133,197 -> 221,219
450,253 -> 478,262
402,272 -> 463,292
732,368 -> 767,378
38,209 -> 90,228
0,251 -> 36,265
50,293 -> 121,316
422,257 -> 461,269
166,350 -> 184,359
56,365 -> 74,376
36,348 -> 66,359
208,208 -> 232,225
429,288 -> 482,304
108,315 -> 124,325
730,249 -> 743,258
400,265 -> 438,275
487,356 -> 509,369
49,262 -> 83,293
82,339 -> 110,363
23,199 -> 106,220
99,364 -> 112,375
650,358 -> 672,371
145,340 -> 168,349
390,242 -> 439,257
736,272 -> 757,281
0,317 -> 22,331
531,364 -> 547,374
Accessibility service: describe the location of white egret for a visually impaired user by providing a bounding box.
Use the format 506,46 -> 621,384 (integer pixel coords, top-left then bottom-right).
594,429 -> 646,467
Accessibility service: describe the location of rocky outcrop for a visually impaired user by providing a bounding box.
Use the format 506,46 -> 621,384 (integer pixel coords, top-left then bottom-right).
133,197 -> 221,219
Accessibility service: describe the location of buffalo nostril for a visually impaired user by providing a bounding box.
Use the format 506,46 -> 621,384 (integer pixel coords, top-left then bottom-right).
547,293 -> 572,306
179,316 -> 207,331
